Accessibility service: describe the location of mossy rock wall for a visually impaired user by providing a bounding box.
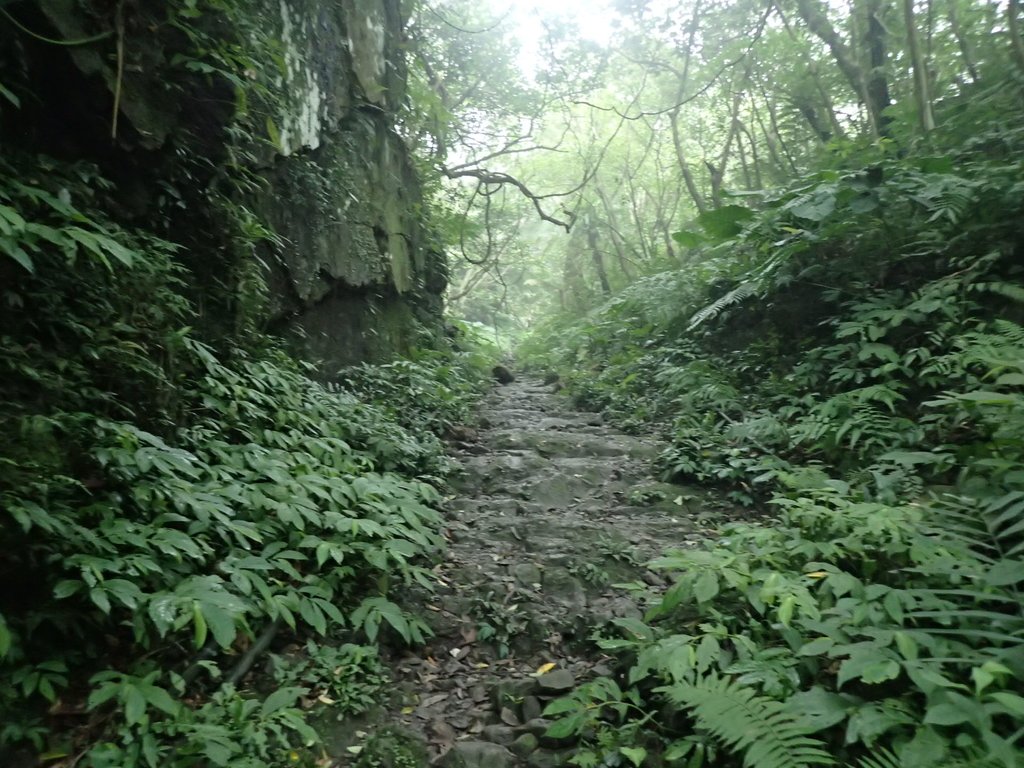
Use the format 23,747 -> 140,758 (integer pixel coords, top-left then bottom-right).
2,0 -> 445,371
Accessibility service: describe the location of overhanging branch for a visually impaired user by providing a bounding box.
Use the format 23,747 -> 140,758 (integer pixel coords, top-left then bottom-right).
442,167 -> 576,231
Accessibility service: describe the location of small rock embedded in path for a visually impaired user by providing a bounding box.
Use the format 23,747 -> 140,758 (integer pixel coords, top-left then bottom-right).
535,669 -> 575,693
437,740 -> 516,768
492,365 -> 515,384
510,732 -> 539,757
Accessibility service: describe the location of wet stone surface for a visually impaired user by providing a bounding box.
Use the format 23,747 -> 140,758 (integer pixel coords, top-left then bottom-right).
332,376 -> 737,766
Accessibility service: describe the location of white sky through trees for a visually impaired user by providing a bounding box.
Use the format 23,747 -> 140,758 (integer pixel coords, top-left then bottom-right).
496,0 -> 618,75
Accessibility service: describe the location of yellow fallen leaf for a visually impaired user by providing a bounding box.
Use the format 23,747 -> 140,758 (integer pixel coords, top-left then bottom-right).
473,662 -> 490,669
533,662 -> 557,676
805,571 -> 828,579
401,706 -> 415,714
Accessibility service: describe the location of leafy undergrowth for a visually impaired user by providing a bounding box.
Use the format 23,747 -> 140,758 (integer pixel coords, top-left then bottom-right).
0,157 -> 492,765
522,100 -> 1024,767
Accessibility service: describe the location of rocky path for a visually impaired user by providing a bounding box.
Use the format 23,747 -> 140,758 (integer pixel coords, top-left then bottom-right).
335,377 -> 729,767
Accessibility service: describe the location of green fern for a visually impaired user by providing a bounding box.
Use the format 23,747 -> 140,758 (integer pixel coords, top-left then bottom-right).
688,281 -> 760,330
659,674 -> 835,768
855,749 -> 902,768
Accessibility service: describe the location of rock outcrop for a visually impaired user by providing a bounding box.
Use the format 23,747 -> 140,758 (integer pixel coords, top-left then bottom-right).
2,0 -> 445,370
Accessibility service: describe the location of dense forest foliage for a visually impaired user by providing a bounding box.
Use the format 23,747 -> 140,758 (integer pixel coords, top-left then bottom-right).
522,109 -> 1024,766
2,0 -> 1024,765
0,1 -> 493,764
422,0 -> 1024,765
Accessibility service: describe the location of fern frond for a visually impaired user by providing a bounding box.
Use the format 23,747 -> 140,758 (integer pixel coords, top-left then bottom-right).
688,281 -> 760,330
974,282 -> 1024,305
660,674 -> 835,768
855,748 -> 903,768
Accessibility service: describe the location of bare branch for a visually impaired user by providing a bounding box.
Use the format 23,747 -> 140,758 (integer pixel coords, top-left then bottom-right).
571,1 -> 772,121
443,168 -> 576,231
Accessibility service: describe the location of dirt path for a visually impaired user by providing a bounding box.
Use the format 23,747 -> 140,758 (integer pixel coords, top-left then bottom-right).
333,377 -> 729,767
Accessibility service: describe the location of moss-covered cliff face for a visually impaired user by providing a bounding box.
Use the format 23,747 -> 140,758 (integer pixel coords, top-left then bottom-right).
0,0 -> 445,371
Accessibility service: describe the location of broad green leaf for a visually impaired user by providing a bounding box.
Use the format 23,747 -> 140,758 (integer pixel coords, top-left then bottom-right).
123,684 -> 147,726
545,714 -> 583,739
799,637 -> 835,656
671,230 -> 705,248
619,746 -> 647,766
140,684 -> 180,716
985,559 -> 1024,587
697,205 -> 754,239
859,660 -> 901,684
784,687 -> 849,731
261,686 -> 305,718
1,236 -> 34,272
86,681 -> 121,711
923,702 -> 971,726
989,692 -> 1024,717
0,615 -> 10,657
917,156 -> 953,173
192,601 -> 208,648
542,697 -> 579,716
693,571 -> 719,603
201,603 -> 237,648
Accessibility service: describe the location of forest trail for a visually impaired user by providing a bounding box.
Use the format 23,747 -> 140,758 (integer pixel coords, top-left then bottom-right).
332,377 -> 737,767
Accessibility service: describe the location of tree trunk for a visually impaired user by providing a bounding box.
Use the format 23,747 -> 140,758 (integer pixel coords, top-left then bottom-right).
595,186 -> 635,281
903,0 -> 936,131
586,224 -> 611,296
1010,0 -> 1024,69
794,0 -> 873,126
858,0 -> 893,134
756,83 -> 799,173
708,91 -> 743,208
670,108 -> 708,213
947,0 -> 980,82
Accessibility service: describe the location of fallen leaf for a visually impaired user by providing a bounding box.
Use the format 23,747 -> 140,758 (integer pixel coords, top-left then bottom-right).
533,662 -> 557,676
419,692 -> 449,708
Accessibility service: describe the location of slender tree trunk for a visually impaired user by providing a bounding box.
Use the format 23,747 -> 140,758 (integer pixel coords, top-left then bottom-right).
794,0 -> 874,127
740,121 -> 764,188
947,0 -> 980,82
772,2 -> 847,140
1010,0 -> 1024,69
736,128 -> 754,189
795,97 -> 833,143
668,5 -> 708,214
708,91 -> 743,208
670,108 -> 708,213
858,0 -> 893,135
750,99 -> 790,179
756,84 -> 799,172
595,186 -> 635,281
586,224 -> 611,296
810,62 -> 848,139
904,0 -> 936,131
